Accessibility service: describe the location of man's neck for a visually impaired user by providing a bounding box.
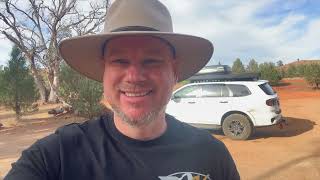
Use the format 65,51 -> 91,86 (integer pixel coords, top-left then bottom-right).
113,114 -> 167,141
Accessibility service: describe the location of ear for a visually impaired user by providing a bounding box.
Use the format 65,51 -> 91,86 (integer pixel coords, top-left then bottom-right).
172,59 -> 179,83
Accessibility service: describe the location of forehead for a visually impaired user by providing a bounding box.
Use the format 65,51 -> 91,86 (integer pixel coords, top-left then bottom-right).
104,36 -> 173,57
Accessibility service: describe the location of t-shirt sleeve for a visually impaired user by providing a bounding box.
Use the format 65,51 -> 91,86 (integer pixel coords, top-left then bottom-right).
221,144 -> 240,180
4,133 -> 60,180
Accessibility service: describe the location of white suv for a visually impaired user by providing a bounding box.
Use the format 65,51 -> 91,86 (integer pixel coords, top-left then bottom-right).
166,80 -> 283,140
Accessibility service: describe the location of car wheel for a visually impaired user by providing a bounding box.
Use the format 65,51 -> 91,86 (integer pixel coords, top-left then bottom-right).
222,113 -> 253,140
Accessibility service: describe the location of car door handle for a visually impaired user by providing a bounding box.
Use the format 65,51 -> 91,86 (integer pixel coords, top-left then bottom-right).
188,101 -> 196,104
219,101 -> 228,103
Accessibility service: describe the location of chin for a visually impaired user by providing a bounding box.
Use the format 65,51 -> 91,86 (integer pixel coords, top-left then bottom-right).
126,110 -> 152,120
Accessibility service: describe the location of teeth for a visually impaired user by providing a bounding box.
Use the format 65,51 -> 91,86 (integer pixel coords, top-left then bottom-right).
125,92 -> 149,97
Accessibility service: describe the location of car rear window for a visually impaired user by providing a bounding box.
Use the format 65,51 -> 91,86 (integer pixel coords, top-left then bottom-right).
259,83 -> 275,95
227,84 -> 251,97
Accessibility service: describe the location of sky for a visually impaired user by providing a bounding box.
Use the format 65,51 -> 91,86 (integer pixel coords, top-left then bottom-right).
1,0 -> 320,66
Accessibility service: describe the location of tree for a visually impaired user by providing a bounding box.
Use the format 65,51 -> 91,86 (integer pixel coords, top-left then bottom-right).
304,63 -> 320,89
0,66 -> 4,99
259,62 -> 282,85
59,63 -> 104,118
0,46 -> 38,119
246,59 -> 259,73
277,60 -> 284,67
0,0 -> 109,102
232,58 -> 245,73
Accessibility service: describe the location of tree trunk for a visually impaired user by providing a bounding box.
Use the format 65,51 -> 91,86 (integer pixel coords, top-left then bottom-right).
29,62 -> 47,103
48,68 -> 60,103
14,90 -> 21,120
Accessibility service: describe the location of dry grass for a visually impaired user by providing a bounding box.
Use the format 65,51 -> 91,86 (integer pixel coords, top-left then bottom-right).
0,104 -> 59,128
0,118 -> 18,128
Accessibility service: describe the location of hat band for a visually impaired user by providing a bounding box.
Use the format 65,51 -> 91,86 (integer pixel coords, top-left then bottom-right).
107,26 -> 176,59
111,26 -> 159,32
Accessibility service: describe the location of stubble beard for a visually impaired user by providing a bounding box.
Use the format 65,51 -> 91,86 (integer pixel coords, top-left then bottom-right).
109,103 -> 166,128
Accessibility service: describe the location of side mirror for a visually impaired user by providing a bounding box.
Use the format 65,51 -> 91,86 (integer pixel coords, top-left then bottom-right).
171,95 -> 181,103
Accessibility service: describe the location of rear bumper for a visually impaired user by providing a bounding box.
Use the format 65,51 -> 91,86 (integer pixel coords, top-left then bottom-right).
271,114 -> 283,124
255,115 -> 287,128
274,117 -> 288,129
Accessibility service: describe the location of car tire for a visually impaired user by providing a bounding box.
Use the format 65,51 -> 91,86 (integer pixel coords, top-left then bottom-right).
222,113 -> 253,140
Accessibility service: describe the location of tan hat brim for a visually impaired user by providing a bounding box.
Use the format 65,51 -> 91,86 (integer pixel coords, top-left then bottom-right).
59,31 -> 213,82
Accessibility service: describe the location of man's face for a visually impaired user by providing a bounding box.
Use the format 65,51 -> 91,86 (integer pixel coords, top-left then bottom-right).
103,36 -> 177,127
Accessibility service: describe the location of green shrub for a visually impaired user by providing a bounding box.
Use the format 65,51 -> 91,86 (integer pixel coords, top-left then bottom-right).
0,46 -> 38,118
286,65 -> 298,78
258,62 -> 282,85
296,64 -> 308,77
304,63 -> 320,89
59,63 -> 104,118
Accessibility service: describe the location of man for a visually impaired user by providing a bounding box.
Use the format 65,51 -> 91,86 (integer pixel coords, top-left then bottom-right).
5,0 -> 240,179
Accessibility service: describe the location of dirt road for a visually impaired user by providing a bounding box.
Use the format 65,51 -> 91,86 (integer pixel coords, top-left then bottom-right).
1,79 -> 319,179
0,105 -> 86,179
217,78 -> 320,179
219,97 -> 320,180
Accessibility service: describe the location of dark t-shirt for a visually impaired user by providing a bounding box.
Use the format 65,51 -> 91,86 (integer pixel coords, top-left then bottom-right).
5,114 -> 240,180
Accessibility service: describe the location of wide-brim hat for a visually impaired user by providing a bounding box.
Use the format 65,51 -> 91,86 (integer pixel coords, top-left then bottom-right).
59,0 -> 214,82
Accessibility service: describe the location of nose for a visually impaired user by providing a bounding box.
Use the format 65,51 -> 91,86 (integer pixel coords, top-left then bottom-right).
124,64 -> 146,83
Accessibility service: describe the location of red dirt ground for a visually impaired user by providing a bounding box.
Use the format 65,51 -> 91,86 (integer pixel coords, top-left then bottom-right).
273,78 -> 320,100
218,78 -> 320,180
0,78 -> 320,179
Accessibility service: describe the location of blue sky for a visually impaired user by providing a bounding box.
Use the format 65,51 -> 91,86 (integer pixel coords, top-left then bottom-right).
1,0 -> 319,66
161,0 -> 320,66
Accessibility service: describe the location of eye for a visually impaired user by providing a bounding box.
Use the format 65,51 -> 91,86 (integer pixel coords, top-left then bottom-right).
143,59 -> 163,66
110,59 -> 129,65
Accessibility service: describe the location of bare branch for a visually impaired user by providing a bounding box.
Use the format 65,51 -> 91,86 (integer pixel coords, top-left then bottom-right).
0,0 -> 109,102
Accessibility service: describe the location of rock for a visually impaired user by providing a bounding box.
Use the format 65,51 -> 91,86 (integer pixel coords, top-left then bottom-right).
48,107 -> 64,115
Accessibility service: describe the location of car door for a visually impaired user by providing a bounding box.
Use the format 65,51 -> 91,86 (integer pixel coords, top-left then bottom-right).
226,84 -> 253,114
166,84 -> 203,124
198,84 -> 232,125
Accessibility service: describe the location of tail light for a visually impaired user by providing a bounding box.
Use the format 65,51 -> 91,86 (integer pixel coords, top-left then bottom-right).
266,98 -> 278,106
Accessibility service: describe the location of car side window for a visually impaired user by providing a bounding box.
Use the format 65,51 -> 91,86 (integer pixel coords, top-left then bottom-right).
201,84 -> 229,97
221,85 -> 230,97
227,84 -> 251,97
174,85 -> 202,98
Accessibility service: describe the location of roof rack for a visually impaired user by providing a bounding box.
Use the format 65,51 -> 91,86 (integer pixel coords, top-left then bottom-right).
188,73 -> 260,83
196,65 -> 232,75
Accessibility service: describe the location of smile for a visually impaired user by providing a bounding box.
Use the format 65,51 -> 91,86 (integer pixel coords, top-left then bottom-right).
120,90 -> 152,97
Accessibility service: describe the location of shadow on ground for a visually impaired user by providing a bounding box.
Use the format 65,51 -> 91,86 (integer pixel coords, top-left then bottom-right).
0,108 -> 52,121
253,117 -> 316,139
208,117 -> 316,140
0,114 -> 86,135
